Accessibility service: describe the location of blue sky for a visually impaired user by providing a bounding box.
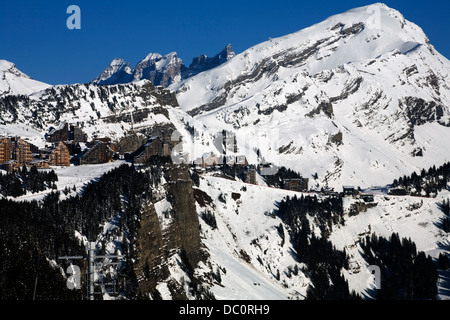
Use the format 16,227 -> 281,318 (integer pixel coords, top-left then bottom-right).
0,0 -> 448,85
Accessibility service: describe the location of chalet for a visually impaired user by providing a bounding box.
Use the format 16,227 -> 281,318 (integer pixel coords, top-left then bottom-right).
68,125 -> 87,143
387,187 -> 407,196
90,137 -> 117,153
80,141 -> 113,165
46,122 -> 87,143
30,159 -> 50,169
283,178 -> 309,192
193,152 -> 221,168
0,136 -> 41,167
224,155 -> 248,166
343,186 -> 357,196
360,193 -> 375,202
244,167 -> 257,185
202,152 -> 219,168
46,123 -> 68,142
64,141 -> 82,155
48,142 -> 71,166
133,137 -> 171,164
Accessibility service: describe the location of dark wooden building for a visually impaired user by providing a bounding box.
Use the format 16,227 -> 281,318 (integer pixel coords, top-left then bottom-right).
46,122 -> 87,143
133,137 -> 171,164
80,141 -> 113,165
48,142 -> 71,166
360,193 -> 375,202
343,186 -> 358,196
283,178 -> 309,192
69,125 -> 87,143
46,123 -> 69,143
244,167 -> 257,185
1,160 -> 20,172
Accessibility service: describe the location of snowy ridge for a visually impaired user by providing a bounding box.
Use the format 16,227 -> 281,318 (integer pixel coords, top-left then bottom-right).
92,45 -> 236,87
0,81 -> 176,142
92,52 -> 183,87
0,60 -> 51,97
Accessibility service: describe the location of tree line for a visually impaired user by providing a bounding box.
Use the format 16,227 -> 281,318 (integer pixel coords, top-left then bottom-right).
391,161 -> 450,197
0,163 -> 162,299
0,166 -> 58,197
275,194 -> 445,300
276,194 -> 359,299
277,194 -> 344,239
361,232 -> 439,299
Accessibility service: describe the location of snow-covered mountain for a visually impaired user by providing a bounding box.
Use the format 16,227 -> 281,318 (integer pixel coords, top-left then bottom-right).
2,3 -> 449,190
92,53 -> 184,87
92,45 -> 235,87
92,58 -> 133,85
2,2 -> 450,302
170,3 -> 450,189
0,60 -> 50,97
182,44 -> 236,79
3,3 -> 450,189
0,80 -> 181,148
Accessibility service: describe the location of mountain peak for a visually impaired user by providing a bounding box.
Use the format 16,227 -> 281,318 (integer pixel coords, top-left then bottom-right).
0,59 -> 50,96
132,52 -> 184,87
0,60 -> 31,79
92,45 -> 236,87
220,43 -> 235,61
141,53 -> 163,63
183,44 -> 235,78
92,58 -> 132,85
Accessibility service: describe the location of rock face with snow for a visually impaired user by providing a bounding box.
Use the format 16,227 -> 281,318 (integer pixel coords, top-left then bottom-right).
92,45 -> 235,87
182,44 -> 235,78
132,52 -> 184,87
92,58 -> 133,85
170,3 -> 450,189
93,53 -> 184,87
3,3 -> 450,190
0,60 -> 50,97
0,81 -> 180,144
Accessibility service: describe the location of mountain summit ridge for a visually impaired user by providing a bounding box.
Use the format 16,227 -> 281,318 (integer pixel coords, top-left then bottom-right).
92,44 -> 236,87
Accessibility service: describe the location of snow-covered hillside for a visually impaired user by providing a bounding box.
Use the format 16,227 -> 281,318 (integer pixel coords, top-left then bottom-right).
195,174 -> 308,299
185,171 -> 449,299
0,60 -> 50,97
0,81 -> 177,142
170,3 -> 450,189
